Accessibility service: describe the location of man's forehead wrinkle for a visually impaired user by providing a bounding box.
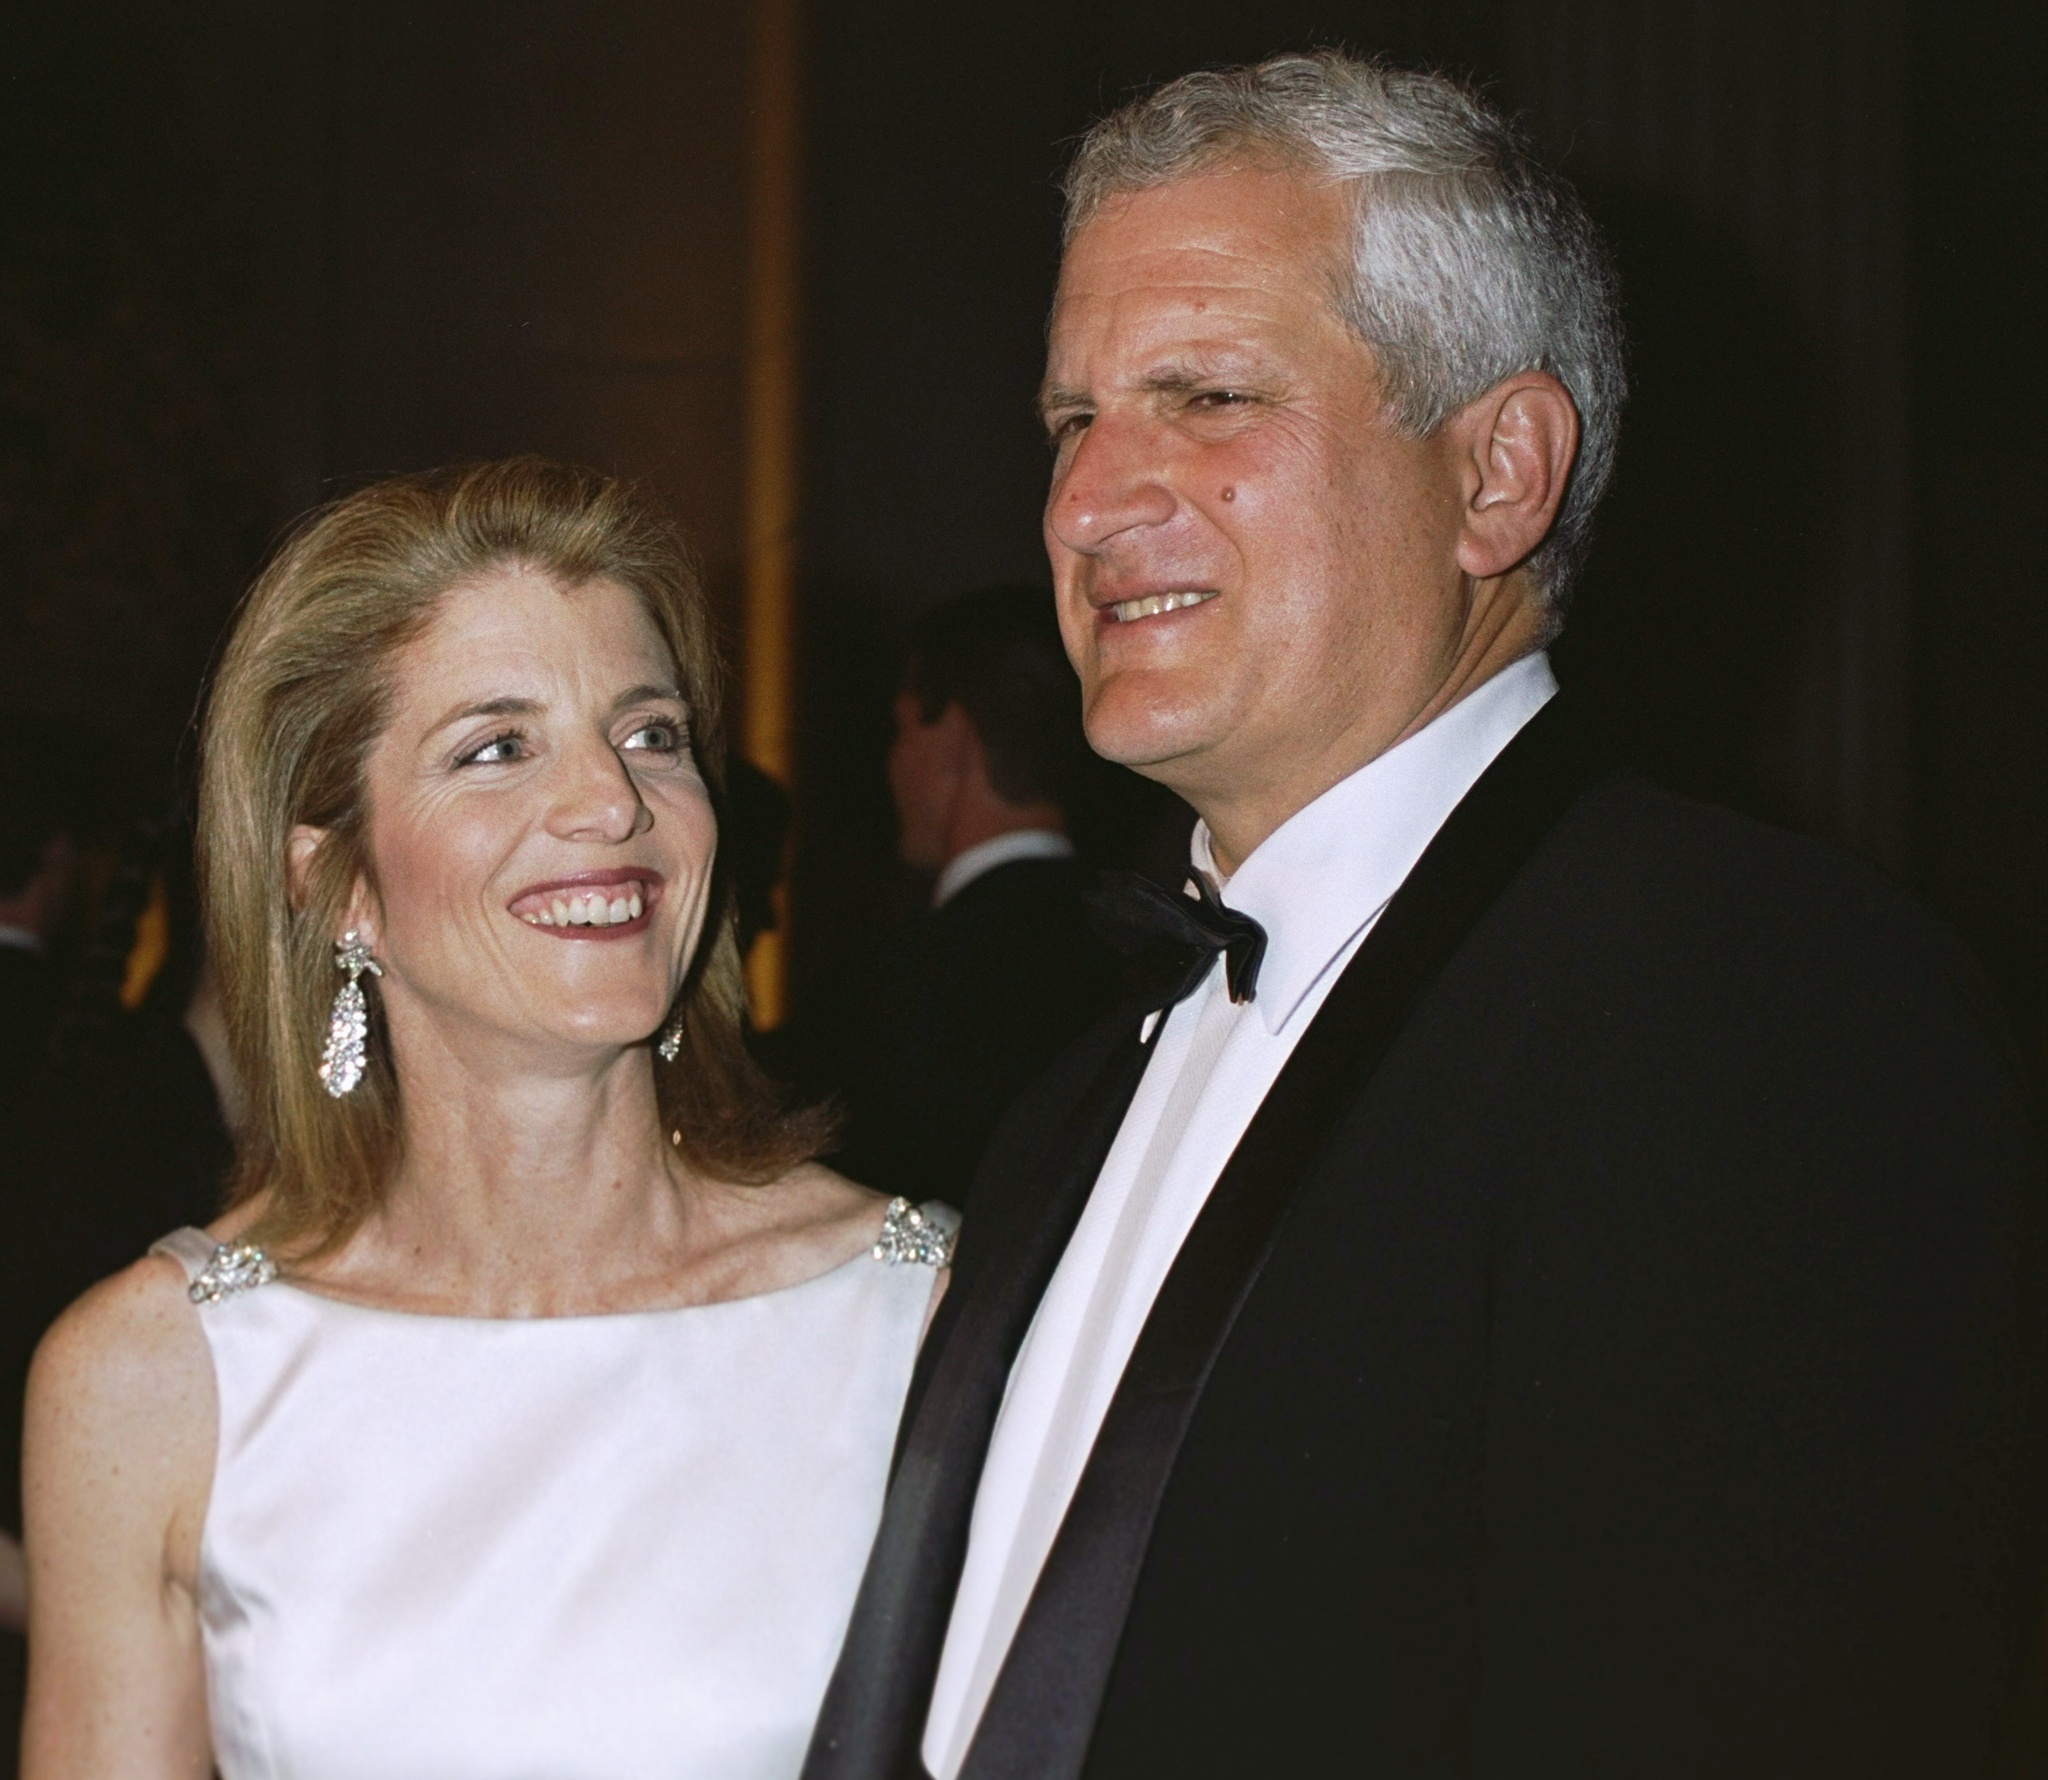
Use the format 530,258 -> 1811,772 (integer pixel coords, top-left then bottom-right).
1060,239 -> 1311,312
1050,301 -> 1335,392
1053,277 -> 1305,357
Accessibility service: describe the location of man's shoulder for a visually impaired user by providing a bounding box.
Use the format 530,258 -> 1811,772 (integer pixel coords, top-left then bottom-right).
1540,775 -> 1960,959
950,998 -> 1142,1220
931,855 -> 1109,975
937,854 -> 1090,925
1483,771 -> 2018,1073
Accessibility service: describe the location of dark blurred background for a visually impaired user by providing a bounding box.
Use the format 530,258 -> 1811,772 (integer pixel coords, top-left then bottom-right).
0,0 -> 2041,1060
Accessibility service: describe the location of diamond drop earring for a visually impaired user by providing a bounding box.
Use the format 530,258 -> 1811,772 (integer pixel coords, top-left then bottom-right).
656,1005 -> 684,1063
317,931 -> 382,1098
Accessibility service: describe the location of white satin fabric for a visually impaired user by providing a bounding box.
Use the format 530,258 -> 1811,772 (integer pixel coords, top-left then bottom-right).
155,1222 -> 943,1780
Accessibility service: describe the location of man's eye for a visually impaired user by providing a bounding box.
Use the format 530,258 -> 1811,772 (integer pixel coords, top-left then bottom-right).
1047,412 -> 1092,448
1190,389 -> 1249,410
460,731 -> 525,765
622,721 -> 683,754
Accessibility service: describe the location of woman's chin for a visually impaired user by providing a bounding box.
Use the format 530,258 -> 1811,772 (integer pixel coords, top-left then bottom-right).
515,1007 -> 675,1059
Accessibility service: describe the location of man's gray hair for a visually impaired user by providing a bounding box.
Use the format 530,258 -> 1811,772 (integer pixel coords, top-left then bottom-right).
1062,52 -> 1626,607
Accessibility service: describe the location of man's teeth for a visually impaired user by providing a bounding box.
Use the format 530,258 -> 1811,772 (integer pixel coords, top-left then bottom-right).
1108,588 -> 1218,624
525,888 -> 645,927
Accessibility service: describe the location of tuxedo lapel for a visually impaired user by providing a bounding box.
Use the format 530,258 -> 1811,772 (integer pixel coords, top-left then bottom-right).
958,698 -> 1608,1780
803,1014 -> 1159,1780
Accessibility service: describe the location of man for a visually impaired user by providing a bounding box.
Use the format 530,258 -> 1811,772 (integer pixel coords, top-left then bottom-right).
805,53 -> 2048,1778
828,587 -> 1119,1207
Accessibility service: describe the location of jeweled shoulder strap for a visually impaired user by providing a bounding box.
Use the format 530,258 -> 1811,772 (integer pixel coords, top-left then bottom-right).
148,1226 -> 220,1283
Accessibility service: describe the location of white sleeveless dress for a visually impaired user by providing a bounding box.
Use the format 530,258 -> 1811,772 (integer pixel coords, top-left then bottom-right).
151,1199 -> 956,1780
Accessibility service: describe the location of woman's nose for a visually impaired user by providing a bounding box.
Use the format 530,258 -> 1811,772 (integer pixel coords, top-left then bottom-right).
1045,413 -> 1178,555
545,741 -> 650,843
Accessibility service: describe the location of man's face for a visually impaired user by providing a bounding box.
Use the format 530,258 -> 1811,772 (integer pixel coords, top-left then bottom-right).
1041,168 -> 1472,832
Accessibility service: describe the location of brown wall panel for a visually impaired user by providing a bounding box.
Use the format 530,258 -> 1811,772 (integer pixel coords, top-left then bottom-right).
324,1 -> 751,628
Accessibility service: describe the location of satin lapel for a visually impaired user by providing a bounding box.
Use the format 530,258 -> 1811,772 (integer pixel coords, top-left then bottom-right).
802,1016 -> 1159,1780
960,698 -> 1607,1780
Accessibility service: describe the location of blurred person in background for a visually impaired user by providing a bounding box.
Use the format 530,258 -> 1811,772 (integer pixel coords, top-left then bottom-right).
19,458 -> 955,1779
0,718 -> 82,1086
724,753 -> 795,973
0,715 -> 89,1763
0,708 -> 88,1736
0,807 -> 242,1769
818,587 -> 1120,1209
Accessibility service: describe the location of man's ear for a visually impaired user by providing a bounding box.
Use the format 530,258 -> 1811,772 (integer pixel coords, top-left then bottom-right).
938,701 -> 985,786
1452,372 -> 1580,582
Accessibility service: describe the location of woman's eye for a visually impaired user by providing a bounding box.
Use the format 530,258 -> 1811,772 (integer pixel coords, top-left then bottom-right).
460,731 -> 525,766
621,721 -> 683,754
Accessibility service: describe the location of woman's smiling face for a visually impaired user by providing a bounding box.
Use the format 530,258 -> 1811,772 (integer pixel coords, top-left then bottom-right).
334,565 -> 717,1065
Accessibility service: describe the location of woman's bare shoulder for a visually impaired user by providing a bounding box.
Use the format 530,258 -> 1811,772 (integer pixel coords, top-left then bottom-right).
32,1187 -> 262,1413
742,1162 -> 890,1272
783,1164 -> 956,1303
775,1161 -> 890,1234
781,1167 -> 956,1331
680,1164 -> 956,1305
27,1253 -> 214,1442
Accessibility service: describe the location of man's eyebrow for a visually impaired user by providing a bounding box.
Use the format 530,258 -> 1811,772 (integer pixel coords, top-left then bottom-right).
1136,367 -> 1216,396
1037,380 -> 1089,420
1038,359 -> 1270,421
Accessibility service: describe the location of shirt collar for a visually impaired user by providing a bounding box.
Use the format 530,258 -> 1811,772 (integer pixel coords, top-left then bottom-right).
933,827 -> 1076,909
1191,652 -> 1558,1034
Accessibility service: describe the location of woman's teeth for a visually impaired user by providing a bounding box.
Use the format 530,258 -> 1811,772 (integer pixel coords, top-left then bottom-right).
523,888 -> 645,928
1108,588 -> 1218,623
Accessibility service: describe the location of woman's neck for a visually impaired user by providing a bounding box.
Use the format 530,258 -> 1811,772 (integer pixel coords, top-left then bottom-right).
325,1026 -> 713,1316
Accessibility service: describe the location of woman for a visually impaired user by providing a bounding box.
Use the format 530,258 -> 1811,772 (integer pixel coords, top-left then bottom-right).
20,458 -> 954,1778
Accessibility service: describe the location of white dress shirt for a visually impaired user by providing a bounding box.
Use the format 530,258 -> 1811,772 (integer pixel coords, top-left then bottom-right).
932,828 -> 1076,910
922,653 -> 1558,1777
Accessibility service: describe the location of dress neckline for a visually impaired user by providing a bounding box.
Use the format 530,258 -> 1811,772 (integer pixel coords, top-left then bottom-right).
169,1196 -> 955,1327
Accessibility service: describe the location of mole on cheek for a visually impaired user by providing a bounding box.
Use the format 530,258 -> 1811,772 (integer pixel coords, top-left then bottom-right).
1220,486 -> 1236,502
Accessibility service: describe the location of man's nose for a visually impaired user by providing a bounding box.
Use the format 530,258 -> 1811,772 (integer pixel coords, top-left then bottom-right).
1045,413 -> 1177,555
546,740 -> 650,843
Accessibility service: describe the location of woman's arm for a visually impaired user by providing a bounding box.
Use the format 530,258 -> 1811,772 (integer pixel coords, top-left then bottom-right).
20,1258 -> 215,1779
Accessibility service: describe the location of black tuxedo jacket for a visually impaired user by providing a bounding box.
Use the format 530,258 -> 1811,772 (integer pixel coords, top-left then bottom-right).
804,703 -> 2048,1779
829,855 -> 1120,1210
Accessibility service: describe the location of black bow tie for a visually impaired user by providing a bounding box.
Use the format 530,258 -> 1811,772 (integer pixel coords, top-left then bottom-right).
1086,868 -> 1269,1012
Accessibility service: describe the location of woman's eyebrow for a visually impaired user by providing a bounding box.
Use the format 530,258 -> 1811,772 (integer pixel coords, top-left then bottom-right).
428,694 -> 544,734
611,683 -> 687,712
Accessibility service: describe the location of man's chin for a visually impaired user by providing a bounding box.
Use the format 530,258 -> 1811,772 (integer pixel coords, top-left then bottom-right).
1082,693 -> 1218,783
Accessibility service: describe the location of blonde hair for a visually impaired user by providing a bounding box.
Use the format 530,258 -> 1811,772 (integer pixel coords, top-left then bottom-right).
198,456 -> 826,1256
